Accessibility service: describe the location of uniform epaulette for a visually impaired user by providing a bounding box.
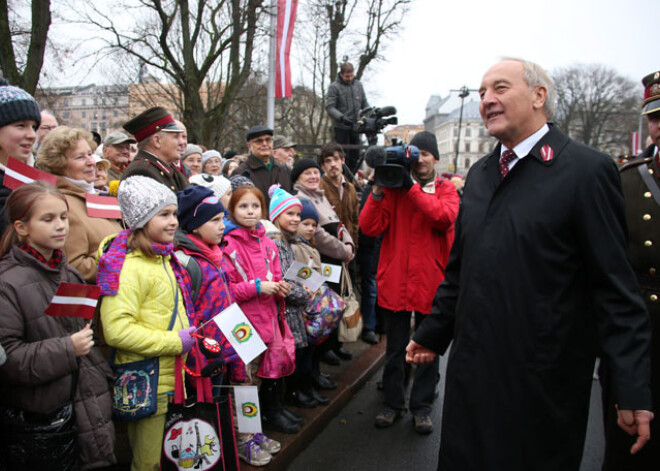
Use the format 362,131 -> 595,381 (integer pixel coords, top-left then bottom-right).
619,156 -> 653,172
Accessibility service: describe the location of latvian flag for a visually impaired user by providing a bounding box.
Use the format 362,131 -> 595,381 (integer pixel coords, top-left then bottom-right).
45,283 -> 101,320
275,0 -> 298,98
3,157 -> 57,190
85,194 -> 122,219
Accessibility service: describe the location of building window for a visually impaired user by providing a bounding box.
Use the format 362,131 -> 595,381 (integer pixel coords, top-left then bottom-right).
82,111 -> 87,118
114,110 -> 118,117
91,122 -> 97,130
465,158 -> 471,169
63,111 -> 70,119
81,99 -> 86,106
465,127 -> 472,137
102,110 -> 107,119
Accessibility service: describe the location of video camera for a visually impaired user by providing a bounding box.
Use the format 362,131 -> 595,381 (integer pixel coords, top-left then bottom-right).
356,106 -> 398,146
364,142 -> 420,189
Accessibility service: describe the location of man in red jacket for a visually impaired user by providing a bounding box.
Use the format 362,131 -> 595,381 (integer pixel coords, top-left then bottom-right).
359,131 -> 460,434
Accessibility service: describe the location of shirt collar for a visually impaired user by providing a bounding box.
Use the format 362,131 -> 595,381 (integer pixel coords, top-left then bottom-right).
500,124 -> 550,159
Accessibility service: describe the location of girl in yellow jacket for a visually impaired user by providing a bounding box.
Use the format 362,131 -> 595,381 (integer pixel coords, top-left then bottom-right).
98,176 -> 195,471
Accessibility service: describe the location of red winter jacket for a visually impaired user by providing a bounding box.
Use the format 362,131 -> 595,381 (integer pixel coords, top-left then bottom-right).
359,177 -> 460,314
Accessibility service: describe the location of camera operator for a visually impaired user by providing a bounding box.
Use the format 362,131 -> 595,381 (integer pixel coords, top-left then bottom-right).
326,62 -> 369,173
359,131 -> 460,434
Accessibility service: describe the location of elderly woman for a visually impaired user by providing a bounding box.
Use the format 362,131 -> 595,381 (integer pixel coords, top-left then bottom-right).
202,150 -> 222,175
0,78 -> 41,235
37,126 -> 122,283
182,144 -> 203,175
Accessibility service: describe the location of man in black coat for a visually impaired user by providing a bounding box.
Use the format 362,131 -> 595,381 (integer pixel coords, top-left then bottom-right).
406,58 -> 653,470
601,70 -> 660,470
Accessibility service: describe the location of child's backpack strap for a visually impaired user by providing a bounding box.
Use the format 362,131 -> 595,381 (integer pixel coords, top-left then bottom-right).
175,250 -> 202,303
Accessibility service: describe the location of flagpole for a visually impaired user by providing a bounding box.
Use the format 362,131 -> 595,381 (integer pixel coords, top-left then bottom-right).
266,0 -> 277,129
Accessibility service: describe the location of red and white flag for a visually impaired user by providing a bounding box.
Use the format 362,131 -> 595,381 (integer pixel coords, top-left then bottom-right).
540,145 -> 554,162
631,131 -> 641,155
85,194 -> 122,219
275,0 -> 298,98
45,282 -> 101,320
3,157 -> 57,190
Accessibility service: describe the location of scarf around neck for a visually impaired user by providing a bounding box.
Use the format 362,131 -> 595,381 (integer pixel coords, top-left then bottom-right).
97,229 -> 195,317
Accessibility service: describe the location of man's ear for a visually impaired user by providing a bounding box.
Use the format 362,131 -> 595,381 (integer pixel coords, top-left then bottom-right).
532,86 -> 547,112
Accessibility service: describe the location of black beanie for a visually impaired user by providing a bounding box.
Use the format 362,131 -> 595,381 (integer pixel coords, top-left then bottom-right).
410,131 -> 439,160
0,78 -> 41,129
177,185 -> 225,232
291,158 -> 321,183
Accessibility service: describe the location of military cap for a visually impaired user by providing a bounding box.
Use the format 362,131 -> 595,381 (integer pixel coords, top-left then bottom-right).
273,135 -> 296,149
103,130 -> 136,146
246,125 -> 273,142
642,71 -> 660,115
123,106 -> 183,142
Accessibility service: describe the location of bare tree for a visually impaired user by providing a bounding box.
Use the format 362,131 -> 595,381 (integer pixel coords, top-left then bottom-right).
0,0 -> 52,94
76,0 -> 265,149
553,64 -> 640,155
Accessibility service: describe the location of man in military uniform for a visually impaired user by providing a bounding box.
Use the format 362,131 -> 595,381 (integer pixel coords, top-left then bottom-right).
235,125 -> 292,206
121,107 -> 189,193
601,70 -> 660,470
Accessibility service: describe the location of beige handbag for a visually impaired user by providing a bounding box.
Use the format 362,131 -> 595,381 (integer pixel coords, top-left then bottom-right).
337,264 -> 363,342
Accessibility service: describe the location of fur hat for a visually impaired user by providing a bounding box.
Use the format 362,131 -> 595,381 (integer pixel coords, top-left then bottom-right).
189,173 -> 231,198
268,185 -> 301,222
0,78 -> 41,129
410,131 -> 439,160
177,185 -> 225,232
291,158 -> 321,183
299,198 -> 319,223
118,176 -> 177,229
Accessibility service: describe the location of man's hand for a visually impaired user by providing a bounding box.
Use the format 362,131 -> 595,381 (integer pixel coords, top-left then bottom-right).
371,185 -> 382,196
341,115 -> 355,126
405,340 -> 437,364
617,407 -> 654,454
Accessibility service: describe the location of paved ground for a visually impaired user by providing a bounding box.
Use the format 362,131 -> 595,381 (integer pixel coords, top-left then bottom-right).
287,351 -> 605,471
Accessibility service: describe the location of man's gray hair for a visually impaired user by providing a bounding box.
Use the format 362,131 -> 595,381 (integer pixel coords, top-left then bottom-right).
137,133 -> 157,150
501,57 -> 556,120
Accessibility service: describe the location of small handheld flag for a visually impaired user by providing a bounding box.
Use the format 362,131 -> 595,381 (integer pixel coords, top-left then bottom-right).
45,282 -> 101,320
85,194 -> 122,219
3,157 -> 57,190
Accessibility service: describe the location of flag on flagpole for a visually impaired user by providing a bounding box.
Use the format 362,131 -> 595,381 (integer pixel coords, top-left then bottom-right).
85,194 -> 122,219
45,282 -> 101,320
275,0 -> 298,98
3,157 -> 57,190
631,131 -> 640,155
212,303 -> 267,365
233,385 -> 263,434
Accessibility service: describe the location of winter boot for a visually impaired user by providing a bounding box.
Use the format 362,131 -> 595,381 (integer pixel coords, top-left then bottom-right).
260,378 -> 301,434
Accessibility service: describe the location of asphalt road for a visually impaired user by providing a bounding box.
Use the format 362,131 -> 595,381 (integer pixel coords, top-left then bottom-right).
289,353 -> 605,471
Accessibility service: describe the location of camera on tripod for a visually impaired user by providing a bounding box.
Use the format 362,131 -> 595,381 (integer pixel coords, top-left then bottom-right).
364,141 -> 420,189
356,106 -> 398,146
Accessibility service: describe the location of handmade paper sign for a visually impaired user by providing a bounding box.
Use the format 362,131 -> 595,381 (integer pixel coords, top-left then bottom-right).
321,263 -> 342,284
212,303 -> 266,365
283,260 -> 324,292
233,385 -> 262,434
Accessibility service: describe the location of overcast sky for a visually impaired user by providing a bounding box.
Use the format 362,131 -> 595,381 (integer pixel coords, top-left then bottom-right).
366,0 -> 655,125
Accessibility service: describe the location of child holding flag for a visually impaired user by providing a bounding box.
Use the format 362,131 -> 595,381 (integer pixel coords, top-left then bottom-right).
222,185 -> 297,465
97,176 -> 195,470
0,182 -> 115,470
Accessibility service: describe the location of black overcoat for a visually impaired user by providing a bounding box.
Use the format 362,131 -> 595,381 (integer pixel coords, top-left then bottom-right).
414,125 -> 652,470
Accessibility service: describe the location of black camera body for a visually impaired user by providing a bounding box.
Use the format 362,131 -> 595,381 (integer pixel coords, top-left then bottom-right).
365,144 -> 420,188
356,106 -> 398,146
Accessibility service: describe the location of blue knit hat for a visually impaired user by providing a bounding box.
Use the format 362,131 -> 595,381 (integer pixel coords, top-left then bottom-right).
0,78 -> 41,129
177,185 -> 225,232
268,185 -> 302,222
299,198 -> 319,223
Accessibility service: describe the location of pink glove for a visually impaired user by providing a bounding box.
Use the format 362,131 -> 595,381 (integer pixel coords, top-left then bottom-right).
178,327 -> 196,354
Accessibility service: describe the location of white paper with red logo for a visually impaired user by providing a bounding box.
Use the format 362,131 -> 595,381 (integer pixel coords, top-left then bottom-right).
211,303 -> 266,365
3,157 -> 57,190
233,385 -> 262,434
283,260 -> 324,292
85,193 -> 122,219
321,263 -> 342,284
45,282 -> 101,320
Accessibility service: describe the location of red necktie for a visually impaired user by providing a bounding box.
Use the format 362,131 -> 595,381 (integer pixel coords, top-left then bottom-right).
500,150 -> 517,179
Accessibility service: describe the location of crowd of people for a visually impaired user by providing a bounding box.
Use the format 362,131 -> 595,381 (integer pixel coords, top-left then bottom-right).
0,56 -> 658,471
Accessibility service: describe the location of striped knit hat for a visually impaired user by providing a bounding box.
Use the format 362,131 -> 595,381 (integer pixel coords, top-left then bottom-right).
0,78 -> 41,129
268,185 -> 301,222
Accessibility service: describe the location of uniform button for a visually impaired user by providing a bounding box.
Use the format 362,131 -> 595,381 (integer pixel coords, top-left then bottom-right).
161,171 -> 165,176
645,191 -> 652,198
650,168 -> 655,175
650,268 -> 657,276
650,294 -> 658,302
644,214 -> 652,221
645,240 -> 653,247
171,186 -> 176,190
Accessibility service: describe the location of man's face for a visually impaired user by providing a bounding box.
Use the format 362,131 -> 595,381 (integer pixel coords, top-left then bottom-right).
479,60 -> 546,149
247,135 -> 274,162
273,147 -> 290,165
155,131 -> 182,163
412,150 -> 436,180
37,113 -> 58,144
129,143 -> 138,161
340,70 -> 355,84
174,120 -> 188,157
103,142 -> 131,167
321,152 -> 344,181
647,111 -> 660,148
